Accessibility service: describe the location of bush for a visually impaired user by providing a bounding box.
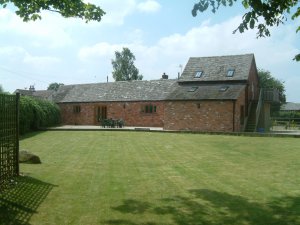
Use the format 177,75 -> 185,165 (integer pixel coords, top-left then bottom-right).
278,111 -> 300,119
19,96 -> 61,134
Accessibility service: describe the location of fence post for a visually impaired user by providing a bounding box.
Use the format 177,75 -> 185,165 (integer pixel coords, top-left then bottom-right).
16,93 -> 20,176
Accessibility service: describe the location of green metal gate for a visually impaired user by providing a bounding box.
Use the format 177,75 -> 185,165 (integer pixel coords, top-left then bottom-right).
0,93 -> 19,192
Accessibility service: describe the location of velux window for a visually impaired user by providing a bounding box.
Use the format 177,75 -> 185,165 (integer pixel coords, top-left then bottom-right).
188,87 -> 198,92
227,69 -> 235,77
194,70 -> 203,78
219,86 -> 229,92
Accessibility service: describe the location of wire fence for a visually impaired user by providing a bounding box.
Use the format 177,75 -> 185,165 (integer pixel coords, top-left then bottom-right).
0,93 -> 19,192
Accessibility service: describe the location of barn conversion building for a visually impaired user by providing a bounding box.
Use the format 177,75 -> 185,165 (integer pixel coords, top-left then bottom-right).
17,54 -> 279,132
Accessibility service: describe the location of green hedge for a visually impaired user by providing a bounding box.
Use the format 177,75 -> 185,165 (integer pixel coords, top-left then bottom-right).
277,111 -> 300,119
19,96 -> 61,134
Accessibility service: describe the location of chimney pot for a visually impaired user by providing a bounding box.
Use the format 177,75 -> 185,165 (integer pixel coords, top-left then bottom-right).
29,85 -> 35,92
162,72 -> 168,79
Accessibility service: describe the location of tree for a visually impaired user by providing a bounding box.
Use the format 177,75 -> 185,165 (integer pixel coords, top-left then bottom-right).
47,82 -> 64,91
192,0 -> 300,61
112,48 -> 143,81
0,0 -> 105,22
0,85 -> 3,93
258,69 -> 286,114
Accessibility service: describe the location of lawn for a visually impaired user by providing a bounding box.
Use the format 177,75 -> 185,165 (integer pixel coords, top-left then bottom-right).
1,131 -> 300,225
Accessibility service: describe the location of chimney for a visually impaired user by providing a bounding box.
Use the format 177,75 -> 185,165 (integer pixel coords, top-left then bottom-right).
29,85 -> 35,92
162,72 -> 168,80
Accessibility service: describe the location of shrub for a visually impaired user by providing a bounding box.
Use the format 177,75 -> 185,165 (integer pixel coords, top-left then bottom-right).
19,96 -> 61,134
278,111 -> 300,119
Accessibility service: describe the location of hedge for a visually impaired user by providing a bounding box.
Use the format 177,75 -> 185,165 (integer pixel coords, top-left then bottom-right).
19,96 -> 61,134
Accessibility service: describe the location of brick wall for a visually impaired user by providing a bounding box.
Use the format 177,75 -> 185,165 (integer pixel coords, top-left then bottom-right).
234,88 -> 246,132
163,100 -> 236,132
58,101 -> 165,127
59,98 -> 247,131
59,103 -> 94,125
58,91 -> 248,131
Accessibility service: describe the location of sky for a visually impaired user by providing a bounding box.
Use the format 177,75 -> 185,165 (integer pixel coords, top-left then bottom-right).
0,0 -> 299,102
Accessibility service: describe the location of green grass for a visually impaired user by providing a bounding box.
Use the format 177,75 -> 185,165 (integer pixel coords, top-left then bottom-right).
2,131 -> 300,225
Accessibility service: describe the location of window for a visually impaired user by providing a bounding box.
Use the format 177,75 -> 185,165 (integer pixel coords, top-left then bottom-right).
73,105 -> 81,113
188,86 -> 198,92
194,71 -> 203,78
227,69 -> 235,77
219,86 -> 229,92
141,104 -> 157,113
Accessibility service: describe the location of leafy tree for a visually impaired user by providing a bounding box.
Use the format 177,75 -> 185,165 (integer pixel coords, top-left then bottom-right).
0,85 -> 3,93
47,82 -> 64,91
0,0 -> 105,22
19,96 -> 61,134
112,47 -> 143,81
192,0 -> 300,61
258,69 -> 286,114
258,69 -> 286,103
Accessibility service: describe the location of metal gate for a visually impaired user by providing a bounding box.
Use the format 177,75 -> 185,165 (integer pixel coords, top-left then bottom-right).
0,93 -> 19,192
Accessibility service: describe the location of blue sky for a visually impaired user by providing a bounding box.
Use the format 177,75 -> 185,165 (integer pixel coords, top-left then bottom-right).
0,0 -> 299,101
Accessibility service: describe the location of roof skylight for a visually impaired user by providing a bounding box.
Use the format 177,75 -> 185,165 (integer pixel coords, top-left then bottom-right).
194,71 -> 203,78
219,86 -> 229,92
188,86 -> 198,92
227,69 -> 235,77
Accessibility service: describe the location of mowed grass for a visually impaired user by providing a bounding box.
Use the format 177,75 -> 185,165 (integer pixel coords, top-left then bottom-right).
14,132 -> 300,224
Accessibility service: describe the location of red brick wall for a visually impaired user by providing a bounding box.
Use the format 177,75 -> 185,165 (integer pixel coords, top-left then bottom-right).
59,103 -> 95,125
163,100 -> 237,132
58,101 -> 165,127
59,98 -> 248,132
59,98 -> 247,132
234,88 -> 246,132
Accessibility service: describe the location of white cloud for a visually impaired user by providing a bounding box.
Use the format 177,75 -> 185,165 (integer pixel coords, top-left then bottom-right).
0,8 -> 73,48
78,42 -> 124,61
0,46 -> 26,58
23,54 -> 61,67
96,0 -> 136,26
137,0 -> 161,13
0,45 -> 61,67
83,0 -> 160,26
0,45 -> 61,88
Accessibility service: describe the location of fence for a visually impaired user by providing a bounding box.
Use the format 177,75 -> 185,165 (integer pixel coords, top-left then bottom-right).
271,117 -> 300,130
0,93 -> 19,192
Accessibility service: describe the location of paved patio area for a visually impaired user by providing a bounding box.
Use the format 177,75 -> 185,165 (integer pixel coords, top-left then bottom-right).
45,125 -> 300,137
48,125 -> 163,131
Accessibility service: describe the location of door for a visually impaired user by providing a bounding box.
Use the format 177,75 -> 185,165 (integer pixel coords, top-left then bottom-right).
95,105 -> 107,124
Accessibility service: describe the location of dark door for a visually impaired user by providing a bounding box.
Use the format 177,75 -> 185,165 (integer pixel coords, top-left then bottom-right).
95,106 -> 107,124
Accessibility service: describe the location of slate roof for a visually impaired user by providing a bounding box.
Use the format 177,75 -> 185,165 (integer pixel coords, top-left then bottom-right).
52,79 -> 179,103
167,84 -> 245,100
179,54 -> 254,82
15,89 -> 54,100
52,80 -> 246,103
33,90 -> 55,100
17,54 -> 253,103
281,102 -> 300,111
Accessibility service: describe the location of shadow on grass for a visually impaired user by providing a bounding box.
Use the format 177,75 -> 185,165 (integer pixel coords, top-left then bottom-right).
112,200 -> 151,214
105,189 -> 300,225
0,176 -> 56,225
20,131 -> 46,141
